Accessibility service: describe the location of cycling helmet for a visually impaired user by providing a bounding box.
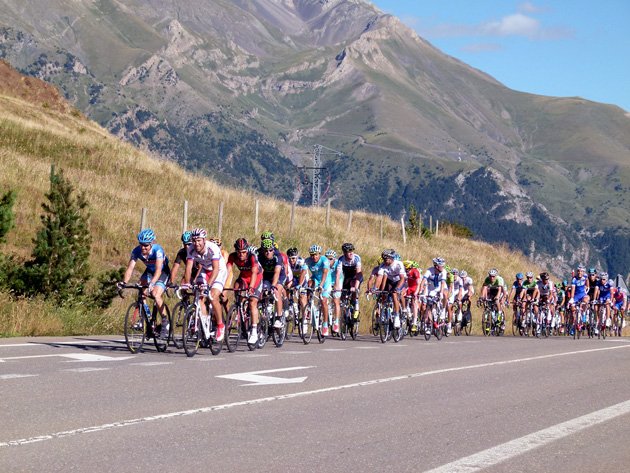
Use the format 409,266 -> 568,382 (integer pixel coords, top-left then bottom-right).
562,279 -> 568,287
191,228 -> 207,239
260,231 -> 275,241
555,282 -> 562,289
309,244 -> 322,254
393,252 -> 401,261
588,267 -> 597,275
403,260 -> 414,270
325,249 -> 337,259
577,264 -> 586,271
450,268 -> 459,275
460,270 -> 468,278
247,245 -> 258,256
516,272 -> 524,280
234,238 -> 249,251
341,242 -> 355,253
181,231 -> 192,245
432,257 -> 445,266
137,228 -> 155,244
540,272 -> 549,280
526,271 -> 534,278
381,249 -> 395,260
261,239 -> 274,250
287,247 -> 298,257
488,268 -> 498,277
600,272 -> 608,280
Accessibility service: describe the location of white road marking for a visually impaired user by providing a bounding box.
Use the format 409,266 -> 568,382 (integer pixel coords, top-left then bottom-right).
321,348 -> 346,352
0,340 -> 124,348
425,399 -> 630,473
280,351 -> 310,354
217,366 -> 315,386
236,354 -> 270,358
0,374 -> 39,380
63,368 -> 110,373
2,344 -> 628,448
354,346 -> 379,349
130,362 -> 173,367
0,353 -> 134,362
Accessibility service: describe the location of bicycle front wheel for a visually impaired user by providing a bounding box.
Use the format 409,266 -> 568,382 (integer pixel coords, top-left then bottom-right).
225,305 -> 241,353
124,302 -> 145,354
379,314 -> 390,343
152,304 -> 170,353
272,315 -> 286,348
182,306 -> 200,358
171,301 -> 186,349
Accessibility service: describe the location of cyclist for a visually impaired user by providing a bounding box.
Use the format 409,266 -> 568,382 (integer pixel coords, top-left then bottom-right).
170,231 -> 195,284
555,282 -> 567,333
447,268 -> 464,333
403,260 -> 421,331
258,238 -> 287,329
612,285 -> 627,333
300,244 -> 331,336
421,257 -> 448,330
569,264 -> 590,326
326,249 -> 343,333
480,269 -> 505,329
287,247 -> 308,289
594,272 -> 614,334
119,228 -> 171,339
373,249 -> 407,328
460,270 -> 475,328
532,272 -> 555,334
507,273 -> 526,328
335,242 -> 363,320
182,228 -> 227,342
225,238 -> 262,345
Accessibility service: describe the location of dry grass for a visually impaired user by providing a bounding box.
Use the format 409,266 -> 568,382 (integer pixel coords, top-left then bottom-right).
0,93 -> 547,336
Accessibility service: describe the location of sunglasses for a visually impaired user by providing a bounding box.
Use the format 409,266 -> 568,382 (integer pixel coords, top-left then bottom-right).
140,243 -> 151,248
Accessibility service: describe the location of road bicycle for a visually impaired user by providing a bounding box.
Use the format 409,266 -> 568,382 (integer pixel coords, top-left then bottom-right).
479,298 -> 504,336
119,283 -> 172,354
181,283 -> 223,357
461,296 -> 473,336
284,287 -> 301,341
423,295 -> 446,341
451,298 -> 463,336
299,287 -> 326,344
259,287 -> 286,348
224,287 -> 257,352
338,289 -> 360,341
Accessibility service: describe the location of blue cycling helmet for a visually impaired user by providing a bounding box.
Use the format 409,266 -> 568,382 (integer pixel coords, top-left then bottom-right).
181,231 -> 192,245
325,249 -> 337,259
516,272 -> 524,280
309,244 -> 322,254
137,228 -> 155,244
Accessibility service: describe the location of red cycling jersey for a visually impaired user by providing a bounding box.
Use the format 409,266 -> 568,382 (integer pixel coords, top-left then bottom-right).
227,252 -> 263,288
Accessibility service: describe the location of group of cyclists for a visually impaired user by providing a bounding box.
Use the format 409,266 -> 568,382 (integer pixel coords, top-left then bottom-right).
117,227 -> 628,350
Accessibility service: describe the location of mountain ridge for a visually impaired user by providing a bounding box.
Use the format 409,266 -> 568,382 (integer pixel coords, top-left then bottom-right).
0,0 -> 628,275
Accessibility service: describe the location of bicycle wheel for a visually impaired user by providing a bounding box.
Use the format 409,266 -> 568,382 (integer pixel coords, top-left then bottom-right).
285,305 -> 295,341
371,306 -> 380,336
257,315 -> 269,349
423,317 -> 432,341
182,306 -> 200,358
124,302 -> 145,354
152,304 -> 170,352
225,305 -> 241,353
393,318 -> 404,343
339,308 -> 349,341
272,314 -> 286,348
171,301 -> 186,349
379,316 -> 390,343
482,312 -> 490,336
463,309 -> 472,336
299,305 -> 314,345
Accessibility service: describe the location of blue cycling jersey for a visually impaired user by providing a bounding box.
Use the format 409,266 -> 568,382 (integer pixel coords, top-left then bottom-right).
598,280 -> 614,299
131,244 -> 170,274
304,255 -> 330,285
327,259 -> 343,287
572,275 -> 588,299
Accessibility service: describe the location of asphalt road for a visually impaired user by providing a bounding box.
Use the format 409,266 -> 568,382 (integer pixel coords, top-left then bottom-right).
1,333 -> 629,473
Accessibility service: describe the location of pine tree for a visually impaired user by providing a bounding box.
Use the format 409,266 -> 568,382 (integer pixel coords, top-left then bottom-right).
0,190 -> 16,243
406,204 -> 419,234
24,166 -> 92,301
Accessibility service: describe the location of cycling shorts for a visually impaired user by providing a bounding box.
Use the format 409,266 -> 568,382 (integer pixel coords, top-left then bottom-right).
598,295 -> 611,303
614,301 -> 625,310
196,267 -> 227,291
235,276 -> 262,300
573,293 -> 588,305
311,278 -> 331,298
141,269 -> 170,290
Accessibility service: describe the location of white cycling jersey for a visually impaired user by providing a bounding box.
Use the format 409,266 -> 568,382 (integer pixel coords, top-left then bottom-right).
378,260 -> 406,282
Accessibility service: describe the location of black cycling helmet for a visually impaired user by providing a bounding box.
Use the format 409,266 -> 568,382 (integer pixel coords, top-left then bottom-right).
341,242 -> 354,253
234,238 -> 248,251
287,247 -> 298,257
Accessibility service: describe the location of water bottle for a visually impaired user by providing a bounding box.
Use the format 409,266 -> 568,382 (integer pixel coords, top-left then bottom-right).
200,314 -> 210,338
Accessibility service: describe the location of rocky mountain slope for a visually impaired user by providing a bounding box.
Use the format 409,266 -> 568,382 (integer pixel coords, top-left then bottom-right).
1,0 -> 628,274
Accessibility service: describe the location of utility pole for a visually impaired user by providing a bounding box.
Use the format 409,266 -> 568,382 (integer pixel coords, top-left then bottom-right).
312,144 -> 323,206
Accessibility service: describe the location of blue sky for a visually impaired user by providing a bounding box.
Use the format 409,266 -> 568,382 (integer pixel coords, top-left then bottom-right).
371,1 -> 630,111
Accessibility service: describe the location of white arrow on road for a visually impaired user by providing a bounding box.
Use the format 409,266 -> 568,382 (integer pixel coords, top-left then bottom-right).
217,366 -> 315,386
0,353 -> 135,362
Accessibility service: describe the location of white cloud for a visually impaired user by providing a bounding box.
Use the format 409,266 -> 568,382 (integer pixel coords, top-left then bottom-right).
482,13 -> 541,38
461,42 -> 503,53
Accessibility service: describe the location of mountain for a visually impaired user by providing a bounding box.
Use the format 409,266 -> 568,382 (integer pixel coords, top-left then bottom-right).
1,0 -> 628,275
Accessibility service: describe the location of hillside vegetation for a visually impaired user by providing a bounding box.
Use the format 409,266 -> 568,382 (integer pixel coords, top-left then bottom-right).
0,79 -> 543,336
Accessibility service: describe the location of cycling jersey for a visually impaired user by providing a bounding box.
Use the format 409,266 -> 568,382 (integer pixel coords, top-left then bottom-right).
461,276 -> 473,296
448,275 -> 463,304
511,280 -> 525,299
597,280 -> 614,300
406,268 -> 421,293
537,280 -> 554,298
523,279 -> 537,295
378,260 -> 406,283
257,247 -> 286,284
187,241 -> 224,272
290,257 -> 308,285
227,252 -> 262,285
423,267 -> 446,291
336,254 -> 362,278
483,275 -> 505,288
131,244 -> 170,274
304,255 -> 330,287
572,275 -> 589,301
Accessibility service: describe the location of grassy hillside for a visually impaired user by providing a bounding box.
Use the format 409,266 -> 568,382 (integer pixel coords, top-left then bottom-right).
0,88 -> 544,336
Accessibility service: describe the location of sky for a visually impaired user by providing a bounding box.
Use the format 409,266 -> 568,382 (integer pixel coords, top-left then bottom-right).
370,0 -> 630,111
